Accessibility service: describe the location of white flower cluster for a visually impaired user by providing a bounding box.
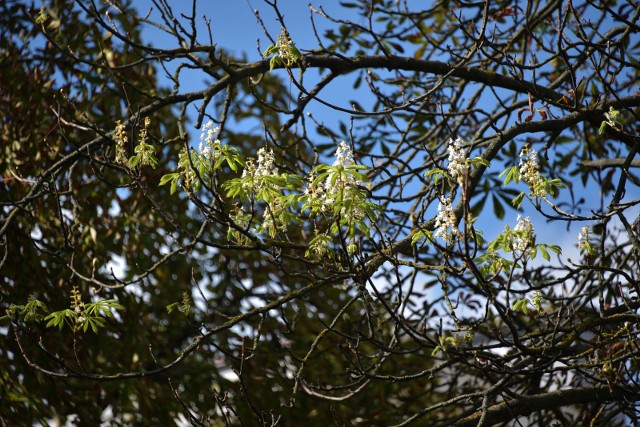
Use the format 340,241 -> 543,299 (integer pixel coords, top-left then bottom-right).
578,225 -> 593,255
308,233 -> 330,258
333,140 -> 356,167
327,141 -> 360,199
114,120 -> 128,164
519,147 -> 546,198
447,138 -> 469,187
303,170 -> 327,211
239,146 -> 285,236
241,147 -> 278,191
277,29 -> 296,65
198,121 -> 221,162
227,205 -> 251,244
577,225 -> 589,244
304,142 -> 362,211
512,215 -> 535,253
256,148 -> 278,177
434,196 -> 460,243
328,142 -> 364,218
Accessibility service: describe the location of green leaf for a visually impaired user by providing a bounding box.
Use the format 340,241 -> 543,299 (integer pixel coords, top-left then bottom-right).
289,45 -> 301,60
45,309 -> 75,331
263,44 -> 278,57
513,298 -> 529,315
468,156 -> 490,169
425,168 -> 447,184
540,245 -> 550,261
159,173 -> 178,186
511,192 -> 526,209
548,244 -> 562,254
269,55 -> 280,72
499,166 -> 519,185
128,154 -> 141,168
598,121 -> 608,135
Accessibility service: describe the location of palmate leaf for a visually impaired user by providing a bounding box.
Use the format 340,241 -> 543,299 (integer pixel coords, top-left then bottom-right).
513,298 -> 530,315
44,309 -> 76,331
499,166 -> 520,185
84,299 -> 124,317
82,316 -> 106,333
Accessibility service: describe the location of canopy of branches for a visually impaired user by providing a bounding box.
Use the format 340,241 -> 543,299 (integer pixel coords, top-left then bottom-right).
1,0 -> 640,425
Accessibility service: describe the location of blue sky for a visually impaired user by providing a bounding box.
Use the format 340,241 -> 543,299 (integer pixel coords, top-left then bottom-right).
134,0 -> 363,129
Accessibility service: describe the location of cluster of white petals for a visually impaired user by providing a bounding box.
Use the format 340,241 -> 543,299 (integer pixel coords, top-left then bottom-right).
303,171 -> 327,211
198,121 -> 221,162
241,147 -> 278,192
434,196 -> 460,243
328,142 -> 364,218
309,234 -> 330,258
333,140 -> 356,167
578,225 -> 592,253
578,225 -> 589,243
512,215 -> 535,252
114,120 -> 128,164
519,148 -> 546,198
326,141 -> 360,202
303,141 -> 368,230
255,148 -> 278,177
447,138 -> 469,187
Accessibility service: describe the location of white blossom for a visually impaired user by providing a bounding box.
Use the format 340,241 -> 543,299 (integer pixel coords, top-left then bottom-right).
434,196 -> 460,243
256,147 -> 278,177
447,138 -> 469,187
519,148 -> 546,198
114,120 -> 128,165
240,147 -> 278,192
333,140 -> 355,167
304,141 -> 367,222
198,121 -> 221,162
578,225 -> 589,243
512,215 -> 535,252
578,225 -> 593,255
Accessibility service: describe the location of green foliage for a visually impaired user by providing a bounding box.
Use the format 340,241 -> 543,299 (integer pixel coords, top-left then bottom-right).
263,28 -> 302,71
166,291 -> 191,316
599,106 -> 627,134
500,165 -> 520,186
160,124 -> 243,194
6,296 -> 49,323
431,335 -> 459,356
512,297 -> 530,315
425,167 -> 449,184
218,144 -> 381,250
42,287 -> 124,333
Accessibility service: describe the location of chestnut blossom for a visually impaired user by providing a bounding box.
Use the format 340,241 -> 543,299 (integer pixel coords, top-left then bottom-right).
304,170 -> 327,212
333,140 -> 356,167
255,148 -> 278,177
512,215 -> 535,253
241,147 -> 278,192
434,196 -> 460,243
198,121 -> 221,162
277,30 -> 294,63
519,147 -> 546,198
578,225 -> 593,255
447,138 -> 469,188
114,120 -> 128,165
303,141 -> 369,230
